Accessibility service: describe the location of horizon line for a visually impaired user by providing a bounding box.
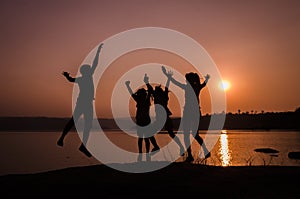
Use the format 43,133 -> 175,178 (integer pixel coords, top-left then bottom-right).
0,110 -> 298,119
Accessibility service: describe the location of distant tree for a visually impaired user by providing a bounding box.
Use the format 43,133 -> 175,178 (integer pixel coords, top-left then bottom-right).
238,109 -> 241,114
261,110 -> 264,114
295,107 -> 300,113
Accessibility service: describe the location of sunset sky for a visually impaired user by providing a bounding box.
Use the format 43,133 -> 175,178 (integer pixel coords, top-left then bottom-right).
0,0 -> 299,118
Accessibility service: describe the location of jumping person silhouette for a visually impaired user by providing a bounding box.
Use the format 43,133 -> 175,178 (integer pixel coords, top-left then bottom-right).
162,66 -> 211,162
143,74 -> 161,155
57,43 -> 104,157
146,70 -> 185,156
125,74 -> 160,162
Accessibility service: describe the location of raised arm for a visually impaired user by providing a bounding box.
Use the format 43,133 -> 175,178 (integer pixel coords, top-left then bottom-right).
91,43 -> 104,74
144,73 -> 154,94
204,74 -> 210,84
161,66 -> 185,89
199,74 -> 210,89
125,81 -> 133,95
62,71 -> 76,82
164,69 -> 173,89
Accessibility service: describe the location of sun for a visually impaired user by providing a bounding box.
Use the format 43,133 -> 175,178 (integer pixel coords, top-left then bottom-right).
219,80 -> 231,91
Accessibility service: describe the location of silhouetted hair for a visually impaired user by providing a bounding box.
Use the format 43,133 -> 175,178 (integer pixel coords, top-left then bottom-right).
185,72 -> 200,85
155,85 -> 164,93
135,88 -> 147,100
185,72 -> 200,93
186,73 -> 200,85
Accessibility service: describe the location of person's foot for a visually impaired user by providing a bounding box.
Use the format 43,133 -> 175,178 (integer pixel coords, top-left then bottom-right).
79,144 -> 92,157
137,153 -> 142,162
179,147 -> 185,156
185,155 -> 194,163
57,139 -> 63,147
204,152 -> 211,159
146,153 -> 151,162
150,147 -> 160,156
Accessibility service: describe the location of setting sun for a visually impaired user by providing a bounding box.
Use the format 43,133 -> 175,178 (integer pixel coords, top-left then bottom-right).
220,80 -> 231,91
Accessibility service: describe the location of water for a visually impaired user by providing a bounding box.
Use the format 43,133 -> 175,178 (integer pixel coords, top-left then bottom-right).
213,130 -> 300,167
0,130 -> 299,175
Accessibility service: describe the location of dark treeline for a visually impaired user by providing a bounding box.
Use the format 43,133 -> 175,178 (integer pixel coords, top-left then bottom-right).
198,111 -> 300,131
0,109 -> 299,132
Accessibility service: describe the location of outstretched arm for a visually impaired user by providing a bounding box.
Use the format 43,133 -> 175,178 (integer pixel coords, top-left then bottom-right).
161,66 -> 185,89
62,71 -> 76,82
125,81 -> 133,95
91,43 -> 104,74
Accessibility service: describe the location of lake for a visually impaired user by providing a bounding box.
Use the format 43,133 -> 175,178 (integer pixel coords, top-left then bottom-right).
0,130 -> 299,175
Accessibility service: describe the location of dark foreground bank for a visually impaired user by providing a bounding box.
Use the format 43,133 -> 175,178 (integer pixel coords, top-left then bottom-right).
1,162 -> 300,198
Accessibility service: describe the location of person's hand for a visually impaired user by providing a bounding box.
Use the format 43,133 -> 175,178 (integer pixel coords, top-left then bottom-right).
144,74 -> 149,84
62,71 -> 69,77
166,70 -> 173,78
205,74 -> 210,80
98,43 -> 104,52
125,80 -> 130,86
161,66 -> 167,76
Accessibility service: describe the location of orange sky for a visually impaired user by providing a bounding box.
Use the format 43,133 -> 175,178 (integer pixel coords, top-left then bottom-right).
0,0 -> 299,118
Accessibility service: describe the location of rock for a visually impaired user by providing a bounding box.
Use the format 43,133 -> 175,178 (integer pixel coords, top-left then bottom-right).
254,148 -> 279,154
288,151 -> 300,159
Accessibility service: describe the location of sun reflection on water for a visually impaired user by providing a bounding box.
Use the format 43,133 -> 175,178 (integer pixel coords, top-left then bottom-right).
219,130 -> 231,166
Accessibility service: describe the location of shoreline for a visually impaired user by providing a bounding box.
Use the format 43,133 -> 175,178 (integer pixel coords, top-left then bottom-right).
1,162 -> 300,198
1,129 -> 299,133
0,113 -> 299,132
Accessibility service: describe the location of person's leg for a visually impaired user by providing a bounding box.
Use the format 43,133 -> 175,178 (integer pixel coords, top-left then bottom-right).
194,133 -> 203,145
145,137 -> 151,161
137,127 -> 143,154
145,138 -> 150,153
148,108 -> 163,152
165,117 -> 185,156
82,103 -> 93,146
57,117 -> 74,146
76,103 -> 93,157
152,108 -> 164,133
184,131 -> 193,161
138,138 -> 143,153
194,133 -> 211,159
194,110 -> 210,159
150,136 -> 160,152
137,136 -> 143,162
57,105 -> 81,146
165,117 -> 175,138
182,111 -> 194,162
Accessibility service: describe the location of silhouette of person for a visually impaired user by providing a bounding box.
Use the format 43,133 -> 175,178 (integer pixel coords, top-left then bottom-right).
143,74 -> 161,155
162,66 -> 211,162
57,43 -> 104,157
146,70 -> 185,156
125,74 -> 160,162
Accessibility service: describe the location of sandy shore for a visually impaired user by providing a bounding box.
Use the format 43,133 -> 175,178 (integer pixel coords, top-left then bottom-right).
1,162 -> 300,198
